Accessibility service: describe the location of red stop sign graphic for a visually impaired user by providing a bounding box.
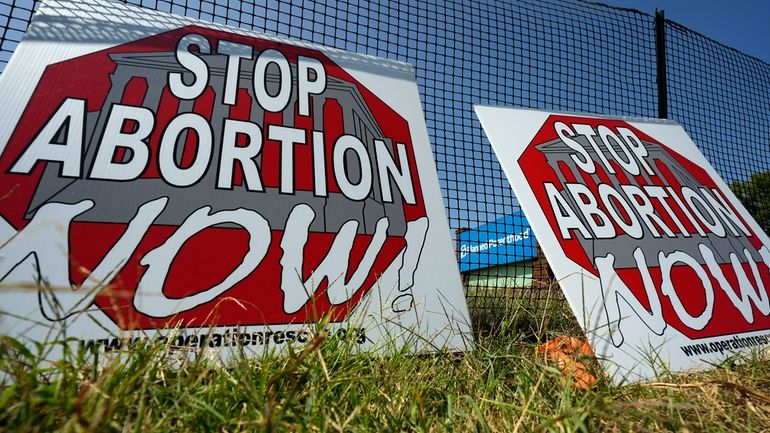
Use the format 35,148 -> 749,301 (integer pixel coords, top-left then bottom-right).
0,26 -> 426,330
518,114 -> 770,340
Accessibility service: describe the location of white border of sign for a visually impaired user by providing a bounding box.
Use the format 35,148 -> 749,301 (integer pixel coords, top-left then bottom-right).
476,105 -> 770,384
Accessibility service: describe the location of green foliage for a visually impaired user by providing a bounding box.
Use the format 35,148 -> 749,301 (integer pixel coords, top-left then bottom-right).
730,170 -> 770,234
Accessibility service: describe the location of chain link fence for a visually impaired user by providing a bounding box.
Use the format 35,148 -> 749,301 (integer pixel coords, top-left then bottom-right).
1,0 -> 768,331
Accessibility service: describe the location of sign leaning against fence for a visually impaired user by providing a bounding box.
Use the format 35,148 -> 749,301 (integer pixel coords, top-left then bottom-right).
0,0 -> 472,355
476,106 -> 770,383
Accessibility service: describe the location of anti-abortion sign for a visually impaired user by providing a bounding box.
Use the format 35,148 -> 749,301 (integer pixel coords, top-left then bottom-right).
0,0 -> 471,354
458,211 -> 537,272
475,106 -> 770,383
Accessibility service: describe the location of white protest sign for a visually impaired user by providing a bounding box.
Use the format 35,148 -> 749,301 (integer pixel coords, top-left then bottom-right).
475,106 -> 770,383
0,0 -> 471,356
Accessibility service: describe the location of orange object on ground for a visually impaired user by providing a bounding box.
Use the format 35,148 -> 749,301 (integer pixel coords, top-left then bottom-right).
537,336 -> 597,390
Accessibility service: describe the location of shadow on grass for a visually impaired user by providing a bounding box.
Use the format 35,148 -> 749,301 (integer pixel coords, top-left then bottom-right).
466,282 -> 582,342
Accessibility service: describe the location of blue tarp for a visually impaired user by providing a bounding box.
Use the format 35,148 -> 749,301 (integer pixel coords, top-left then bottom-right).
457,211 -> 537,272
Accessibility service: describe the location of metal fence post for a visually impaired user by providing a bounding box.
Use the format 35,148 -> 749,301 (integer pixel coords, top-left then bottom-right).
655,9 -> 668,119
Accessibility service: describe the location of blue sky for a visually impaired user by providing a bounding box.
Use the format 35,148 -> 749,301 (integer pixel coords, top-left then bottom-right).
599,0 -> 770,63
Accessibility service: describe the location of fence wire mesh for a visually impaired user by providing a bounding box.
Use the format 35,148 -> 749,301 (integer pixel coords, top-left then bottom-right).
0,0 -> 768,329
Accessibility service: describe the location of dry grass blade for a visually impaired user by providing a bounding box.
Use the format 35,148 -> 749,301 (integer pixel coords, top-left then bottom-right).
645,379 -> 770,405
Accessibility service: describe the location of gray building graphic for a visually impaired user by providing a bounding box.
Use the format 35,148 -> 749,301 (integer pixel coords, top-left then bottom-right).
27,47 -> 411,237
535,132 -> 758,269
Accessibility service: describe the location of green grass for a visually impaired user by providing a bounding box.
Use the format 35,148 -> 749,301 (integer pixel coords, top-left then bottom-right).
2,305 -> 770,432
465,286 -> 578,339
